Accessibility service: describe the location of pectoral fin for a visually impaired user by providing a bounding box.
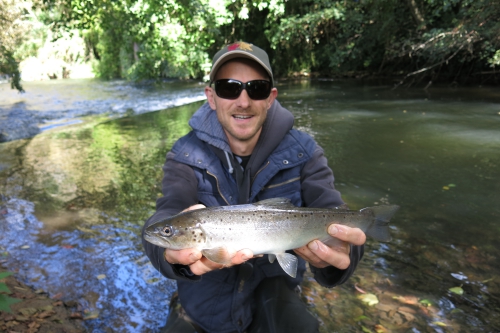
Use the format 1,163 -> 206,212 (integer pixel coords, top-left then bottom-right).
268,254 -> 276,263
202,247 -> 231,264
275,253 -> 298,278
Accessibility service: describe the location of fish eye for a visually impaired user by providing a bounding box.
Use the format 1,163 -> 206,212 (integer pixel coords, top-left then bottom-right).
161,226 -> 174,237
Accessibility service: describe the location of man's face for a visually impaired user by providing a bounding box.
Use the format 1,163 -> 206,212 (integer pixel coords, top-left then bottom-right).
205,59 -> 278,154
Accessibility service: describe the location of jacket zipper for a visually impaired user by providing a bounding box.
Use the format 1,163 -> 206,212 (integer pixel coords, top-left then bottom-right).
264,176 -> 301,189
252,161 -> 270,183
206,170 -> 230,205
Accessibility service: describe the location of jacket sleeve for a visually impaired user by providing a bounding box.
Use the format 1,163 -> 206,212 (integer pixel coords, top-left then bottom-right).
141,151 -> 202,282
300,145 -> 365,288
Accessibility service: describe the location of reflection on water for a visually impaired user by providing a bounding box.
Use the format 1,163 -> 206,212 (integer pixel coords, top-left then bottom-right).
0,80 -> 499,332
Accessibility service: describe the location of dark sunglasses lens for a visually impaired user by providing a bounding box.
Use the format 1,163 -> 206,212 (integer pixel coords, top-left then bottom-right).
246,80 -> 271,100
215,80 -> 242,99
214,79 -> 272,100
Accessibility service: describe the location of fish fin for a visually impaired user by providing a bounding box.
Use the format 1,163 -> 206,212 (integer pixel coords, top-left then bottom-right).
202,247 -> 232,264
268,254 -> 276,263
361,205 -> 400,242
321,237 -> 345,248
253,198 -> 295,208
275,253 -> 298,278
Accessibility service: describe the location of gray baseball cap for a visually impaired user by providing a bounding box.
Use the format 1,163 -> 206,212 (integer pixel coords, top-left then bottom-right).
209,42 -> 274,86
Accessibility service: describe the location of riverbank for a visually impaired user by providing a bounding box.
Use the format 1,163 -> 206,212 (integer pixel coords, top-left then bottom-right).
0,266 -> 85,333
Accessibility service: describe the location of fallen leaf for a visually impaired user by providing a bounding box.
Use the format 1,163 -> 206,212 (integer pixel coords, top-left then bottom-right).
398,306 -> 416,314
83,310 -> 100,320
393,295 -> 419,305
357,293 -> 379,306
51,292 -> 63,299
19,307 -> 37,316
449,286 -> 464,295
354,283 -> 366,294
361,326 -> 372,333
70,312 -> 84,320
374,324 -> 389,333
433,321 -> 447,327
419,299 -> 432,307
38,310 -> 56,319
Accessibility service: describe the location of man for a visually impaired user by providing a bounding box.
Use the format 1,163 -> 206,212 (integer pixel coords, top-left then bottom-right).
142,41 -> 366,333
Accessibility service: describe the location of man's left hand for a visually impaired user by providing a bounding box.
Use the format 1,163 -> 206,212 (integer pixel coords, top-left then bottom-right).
293,224 -> 366,270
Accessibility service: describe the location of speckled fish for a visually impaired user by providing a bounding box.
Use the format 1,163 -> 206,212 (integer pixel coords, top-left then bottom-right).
144,198 -> 399,278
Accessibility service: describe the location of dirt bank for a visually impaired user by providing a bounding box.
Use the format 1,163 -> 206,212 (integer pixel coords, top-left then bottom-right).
0,267 -> 86,333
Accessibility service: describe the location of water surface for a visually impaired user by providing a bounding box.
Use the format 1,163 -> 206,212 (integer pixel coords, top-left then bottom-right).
0,79 -> 499,332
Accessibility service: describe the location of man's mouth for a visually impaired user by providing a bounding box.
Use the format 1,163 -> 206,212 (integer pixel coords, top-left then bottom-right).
233,115 -> 253,119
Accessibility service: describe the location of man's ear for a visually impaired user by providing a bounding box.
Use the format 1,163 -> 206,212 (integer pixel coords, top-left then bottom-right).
205,86 -> 217,110
267,88 -> 278,110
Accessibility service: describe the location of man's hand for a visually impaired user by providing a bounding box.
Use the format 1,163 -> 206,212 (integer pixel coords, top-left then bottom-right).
163,204 -> 253,276
294,224 -> 366,270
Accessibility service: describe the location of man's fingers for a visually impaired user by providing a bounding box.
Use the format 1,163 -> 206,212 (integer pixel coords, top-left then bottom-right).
168,248 -> 254,276
308,240 -> 351,269
232,249 -> 253,264
294,240 -> 352,270
183,204 -> 206,212
328,225 -> 366,246
164,249 -> 202,265
189,257 -> 224,275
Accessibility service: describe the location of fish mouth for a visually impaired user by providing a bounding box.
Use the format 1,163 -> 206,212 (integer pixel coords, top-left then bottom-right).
143,232 -> 170,248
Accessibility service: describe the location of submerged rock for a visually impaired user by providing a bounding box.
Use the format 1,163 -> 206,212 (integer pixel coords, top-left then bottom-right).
0,108 -> 40,143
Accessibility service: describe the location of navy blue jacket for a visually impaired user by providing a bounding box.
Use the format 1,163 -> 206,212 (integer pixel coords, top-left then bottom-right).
142,101 -> 364,333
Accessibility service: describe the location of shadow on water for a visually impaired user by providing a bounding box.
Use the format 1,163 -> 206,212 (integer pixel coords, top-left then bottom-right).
1,79 -> 499,332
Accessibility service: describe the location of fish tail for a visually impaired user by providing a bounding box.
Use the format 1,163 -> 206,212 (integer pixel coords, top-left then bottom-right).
362,205 -> 399,242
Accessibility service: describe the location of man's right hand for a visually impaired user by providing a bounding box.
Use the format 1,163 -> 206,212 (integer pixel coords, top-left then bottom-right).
163,204 -> 253,276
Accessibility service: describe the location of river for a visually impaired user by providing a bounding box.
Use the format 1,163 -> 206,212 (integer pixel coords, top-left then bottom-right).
0,79 -> 499,332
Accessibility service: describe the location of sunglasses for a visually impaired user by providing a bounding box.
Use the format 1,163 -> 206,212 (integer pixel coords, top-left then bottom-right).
212,79 -> 272,100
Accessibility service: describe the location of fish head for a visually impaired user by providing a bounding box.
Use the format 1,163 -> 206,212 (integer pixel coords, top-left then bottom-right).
144,218 -> 206,250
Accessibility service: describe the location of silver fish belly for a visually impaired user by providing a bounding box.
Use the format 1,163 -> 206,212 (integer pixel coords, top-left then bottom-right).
144,197 -> 399,278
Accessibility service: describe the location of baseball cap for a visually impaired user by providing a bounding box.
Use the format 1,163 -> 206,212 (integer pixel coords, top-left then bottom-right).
209,42 -> 274,86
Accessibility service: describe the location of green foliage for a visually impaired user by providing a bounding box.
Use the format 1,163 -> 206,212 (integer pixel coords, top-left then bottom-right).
0,0 -> 29,91
24,0 -> 500,84
0,271 -> 22,313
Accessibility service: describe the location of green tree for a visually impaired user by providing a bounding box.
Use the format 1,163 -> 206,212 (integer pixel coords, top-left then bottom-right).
0,0 -> 30,91
35,0 -> 500,84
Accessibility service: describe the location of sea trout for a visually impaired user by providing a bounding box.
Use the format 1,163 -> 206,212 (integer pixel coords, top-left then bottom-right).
144,198 -> 399,278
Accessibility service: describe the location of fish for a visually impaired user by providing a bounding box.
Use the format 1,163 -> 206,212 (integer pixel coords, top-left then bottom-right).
144,198 -> 399,278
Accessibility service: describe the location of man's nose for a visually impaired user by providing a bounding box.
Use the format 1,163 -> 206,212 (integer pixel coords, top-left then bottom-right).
236,88 -> 251,108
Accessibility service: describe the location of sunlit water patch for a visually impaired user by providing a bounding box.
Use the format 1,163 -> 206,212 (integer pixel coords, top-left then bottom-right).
0,196 -> 175,332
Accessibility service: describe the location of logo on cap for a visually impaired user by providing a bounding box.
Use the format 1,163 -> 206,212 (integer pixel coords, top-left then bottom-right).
228,42 -> 253,52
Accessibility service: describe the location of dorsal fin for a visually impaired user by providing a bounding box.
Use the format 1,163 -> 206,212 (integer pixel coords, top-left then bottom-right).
253,198 -> 295,208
